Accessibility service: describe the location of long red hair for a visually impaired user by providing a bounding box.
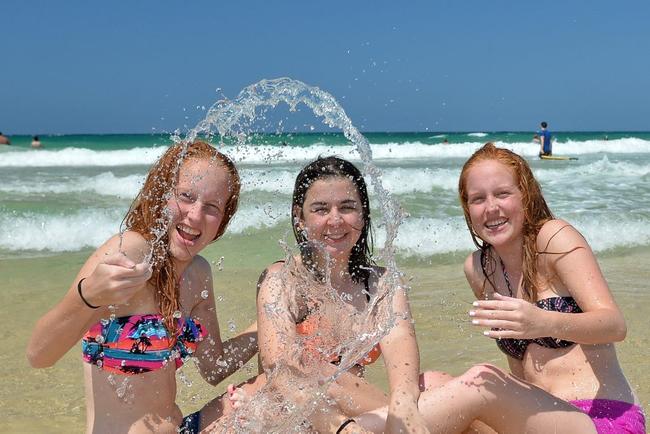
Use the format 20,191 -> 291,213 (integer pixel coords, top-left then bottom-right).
458,142 -> 553,301
123,140 -> 240,335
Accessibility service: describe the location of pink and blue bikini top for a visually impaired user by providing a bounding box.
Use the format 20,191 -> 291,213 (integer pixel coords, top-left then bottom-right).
495,296 -> 582,360
82,313 -> 205,375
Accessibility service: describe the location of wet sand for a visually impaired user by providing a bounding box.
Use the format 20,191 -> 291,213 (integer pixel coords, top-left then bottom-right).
3,245 -> 648,433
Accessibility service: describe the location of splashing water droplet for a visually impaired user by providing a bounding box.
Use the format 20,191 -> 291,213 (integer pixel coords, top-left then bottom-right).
173,310 -> 182,319
201,290 -> 209,299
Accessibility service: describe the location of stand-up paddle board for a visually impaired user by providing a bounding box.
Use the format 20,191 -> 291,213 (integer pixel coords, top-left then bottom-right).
540,155 -> 578,161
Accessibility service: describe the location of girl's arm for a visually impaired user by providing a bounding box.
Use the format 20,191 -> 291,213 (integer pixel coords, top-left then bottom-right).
534,219 -> 626,343
256,262 -> 300,374
471,220 -> 626,344
189,256 -> 258,386
378,275 -> 429,433
26,232 -> 152,368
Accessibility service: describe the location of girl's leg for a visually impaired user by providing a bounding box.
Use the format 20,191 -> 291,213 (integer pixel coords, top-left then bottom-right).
327,371 -> 389,416
352,371 -> 494,434
416,364 -> 596,434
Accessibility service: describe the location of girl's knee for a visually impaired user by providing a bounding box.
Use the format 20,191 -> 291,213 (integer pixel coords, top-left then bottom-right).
462,364 -> 507,384
419,370 -> 454,391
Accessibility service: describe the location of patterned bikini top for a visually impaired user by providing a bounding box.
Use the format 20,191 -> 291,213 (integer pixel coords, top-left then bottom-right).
495,296 -> 583,360
487,253 -> 584,360
82,313 -> 205,375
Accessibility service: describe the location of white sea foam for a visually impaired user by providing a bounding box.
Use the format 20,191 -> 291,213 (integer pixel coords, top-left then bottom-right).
2,157 -> 646,201
0,172 -> 145,198
571,215 -> 650,252
467,132 -> 488,137
0,203 -> 290,253
375,217 -> 475,256
0,146 -> 167,167
534,156 -> 650,181
0,209 -> 124,252
2,138 -> 649,168
379,167 -> 460,193
3,205 -> 648,255
375,214 -> 650,258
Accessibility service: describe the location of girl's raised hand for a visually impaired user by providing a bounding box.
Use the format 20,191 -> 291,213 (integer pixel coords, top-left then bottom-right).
469,292 -> 547,339
80,252 -> 152,308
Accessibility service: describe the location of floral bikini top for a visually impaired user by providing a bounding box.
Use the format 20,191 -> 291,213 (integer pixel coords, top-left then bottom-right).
82,313 -> 205,375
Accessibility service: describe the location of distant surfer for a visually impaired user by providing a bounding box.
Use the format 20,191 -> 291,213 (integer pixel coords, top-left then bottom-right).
0,131 -> 10,145
537,121 -> 552,157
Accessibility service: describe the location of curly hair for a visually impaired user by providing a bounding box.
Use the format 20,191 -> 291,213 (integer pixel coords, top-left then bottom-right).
458,142 -> 553,301
123,140 -> 240,336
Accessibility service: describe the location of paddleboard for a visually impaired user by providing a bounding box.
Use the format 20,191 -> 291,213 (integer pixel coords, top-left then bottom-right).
540,155 -> 578,161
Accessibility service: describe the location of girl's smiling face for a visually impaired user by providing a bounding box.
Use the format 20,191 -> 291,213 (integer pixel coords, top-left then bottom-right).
166,158 -> 230,265
465,160 -> 525,248
297,177 -> 365,263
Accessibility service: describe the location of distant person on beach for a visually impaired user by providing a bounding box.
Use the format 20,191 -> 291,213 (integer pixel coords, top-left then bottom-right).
31,135 -> 42,148
0,131 -> 10,145
27,141 -> 261,433
537,121 -> 552,156
416,142 -> 643,433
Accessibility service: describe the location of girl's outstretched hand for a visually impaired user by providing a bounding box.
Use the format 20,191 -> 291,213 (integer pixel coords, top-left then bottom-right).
227,383 -> 250,410
469,292 -> 548,339
81,252 -> 152,308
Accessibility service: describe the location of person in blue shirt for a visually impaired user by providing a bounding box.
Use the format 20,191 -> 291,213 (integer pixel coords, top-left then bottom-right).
537,121 -> 552,156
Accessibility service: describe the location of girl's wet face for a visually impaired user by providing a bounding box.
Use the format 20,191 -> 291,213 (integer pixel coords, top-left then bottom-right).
166,158 -> 230,264
298,177 -> 364,262
465,160 -> 524,248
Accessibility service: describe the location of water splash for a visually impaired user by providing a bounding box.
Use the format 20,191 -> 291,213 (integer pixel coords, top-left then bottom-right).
180,78 -> 407,432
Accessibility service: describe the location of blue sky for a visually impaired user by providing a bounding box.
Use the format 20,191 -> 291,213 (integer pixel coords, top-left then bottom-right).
3,1 -> 649,134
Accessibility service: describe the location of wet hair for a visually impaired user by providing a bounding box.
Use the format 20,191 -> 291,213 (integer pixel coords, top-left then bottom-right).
124,140 -> 240,336
33,136 -> 39,141
541,121 -> 548,129
292,156 -> 374,283
458,142 -> 553,301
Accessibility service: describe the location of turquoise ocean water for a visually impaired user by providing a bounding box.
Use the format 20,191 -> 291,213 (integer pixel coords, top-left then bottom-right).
2,131 -> 650,260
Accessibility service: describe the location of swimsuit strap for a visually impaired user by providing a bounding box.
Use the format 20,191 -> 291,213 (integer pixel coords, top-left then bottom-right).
499,258 -> 514,297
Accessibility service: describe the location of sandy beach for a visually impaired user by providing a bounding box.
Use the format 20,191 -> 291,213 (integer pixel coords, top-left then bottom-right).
4,239 -> 648,433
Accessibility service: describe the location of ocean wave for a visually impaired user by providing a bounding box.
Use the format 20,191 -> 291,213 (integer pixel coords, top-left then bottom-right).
0,203 -> 291,253
5,157 -> 648,199
3,207 -> 649,256
0,172 -> 145,198
2,137 -> 650,168
376,214 -> 650,258
0,146 -> 168,167
534,156 -> 650,181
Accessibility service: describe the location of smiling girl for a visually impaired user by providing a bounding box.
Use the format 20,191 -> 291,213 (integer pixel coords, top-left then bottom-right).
27,141 -> 258,434
338,143 -> 644,433
254,156 -> 428,433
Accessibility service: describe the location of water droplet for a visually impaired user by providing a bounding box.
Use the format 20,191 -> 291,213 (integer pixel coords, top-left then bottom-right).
201,290 -> 209,299
173,310 -> 182,319
95,335 -> 105,344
